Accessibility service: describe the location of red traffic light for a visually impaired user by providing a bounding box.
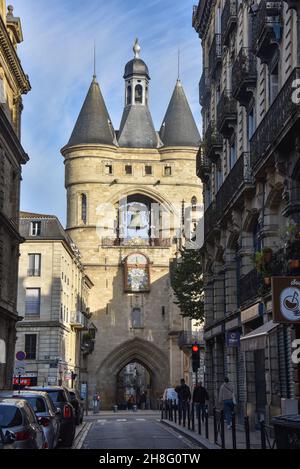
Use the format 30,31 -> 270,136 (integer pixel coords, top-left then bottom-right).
192,344 -> 199,352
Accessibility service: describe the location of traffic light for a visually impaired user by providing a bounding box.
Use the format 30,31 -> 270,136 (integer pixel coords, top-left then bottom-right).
192,343 -> 200,372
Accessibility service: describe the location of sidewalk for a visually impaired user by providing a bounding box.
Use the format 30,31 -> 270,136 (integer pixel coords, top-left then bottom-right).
161,415 -> 275,450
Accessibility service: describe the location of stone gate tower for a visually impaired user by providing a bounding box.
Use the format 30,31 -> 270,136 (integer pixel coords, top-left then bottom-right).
61,40 -> 201,408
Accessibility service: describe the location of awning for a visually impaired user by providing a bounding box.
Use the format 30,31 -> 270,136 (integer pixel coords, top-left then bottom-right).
240,320 -> 278,352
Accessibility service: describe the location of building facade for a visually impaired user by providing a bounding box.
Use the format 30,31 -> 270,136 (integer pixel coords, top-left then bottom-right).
16,212 -> 94,390
193,0 -> 300,427
61,41 -> 202,408
0,1 -> 31,389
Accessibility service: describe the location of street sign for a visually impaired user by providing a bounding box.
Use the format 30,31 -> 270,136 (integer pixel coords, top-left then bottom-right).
16,351 -> 26,361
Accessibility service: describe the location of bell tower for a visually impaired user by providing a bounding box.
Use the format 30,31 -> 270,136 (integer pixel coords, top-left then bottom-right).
124,39 -> 150,107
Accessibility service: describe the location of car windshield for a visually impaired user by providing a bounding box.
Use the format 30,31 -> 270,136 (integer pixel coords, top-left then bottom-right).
22,397 -> 46,413
0,406 -> 23,427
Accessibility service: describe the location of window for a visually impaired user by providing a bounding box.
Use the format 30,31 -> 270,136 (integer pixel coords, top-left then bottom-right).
81,193 -> 87,225
25,334 -> 37,360
269,65 -> 279,105
127,85 -> 132,106
132,307 -> 143,329
191,196 -> 197,212
28,254 -> 41,277
248,107 -> 256,141
0,77 -> 5,104
135,84 -> 143,104
105,164 -> 113,175
164,166 -> 172,176
30,221 -> 41,237
125,165 -> 132,175
216,164 -> 223,191
25,288 -> 41,317
229,140 -> 237,169
0,339 -> 6,364
145,165 -> 152,175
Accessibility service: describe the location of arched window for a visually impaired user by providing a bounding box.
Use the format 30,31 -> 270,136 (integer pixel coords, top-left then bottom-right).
81,194 -> 87,225
127,86 -> 132,105
124,253 -> 150,292
135,85 -> 143,104
132,307 -> 143,328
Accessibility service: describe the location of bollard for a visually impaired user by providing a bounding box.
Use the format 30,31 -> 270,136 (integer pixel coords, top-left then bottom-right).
161,400 -> 164,420
232,412 -> 237,450
244,416 -> 251,449
197,404 -> 202,435
213,408 -> 218,443
191,403 -> 195,432
220,409 -> 225,449
205,407 -> 209,439
174,400 -> 177,424
260,420 -> 267,450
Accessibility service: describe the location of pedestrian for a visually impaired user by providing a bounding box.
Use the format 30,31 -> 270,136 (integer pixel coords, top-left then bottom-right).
219,377 -> 236,429
175,379 -> 191,423
193,382 -> 209,422
140,392 -> 146,410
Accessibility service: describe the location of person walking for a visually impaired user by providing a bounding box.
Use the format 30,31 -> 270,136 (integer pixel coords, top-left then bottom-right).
193,382 -> 209,422
175,379 -> 191,423
219,377 -> 236,429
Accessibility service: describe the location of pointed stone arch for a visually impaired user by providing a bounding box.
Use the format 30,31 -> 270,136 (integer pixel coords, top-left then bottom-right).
96,337 -> 169,409
108,186 -> 176,214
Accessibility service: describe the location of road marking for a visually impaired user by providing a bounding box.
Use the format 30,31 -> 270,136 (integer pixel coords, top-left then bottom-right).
72,422 -> 92,449
97,419 -> 107,423
117,419 -> 127,422
136,418 -> 146,421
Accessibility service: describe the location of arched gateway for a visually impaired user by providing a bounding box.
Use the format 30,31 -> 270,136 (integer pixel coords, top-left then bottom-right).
96,338 -> 169,408
61,40 -> 202,408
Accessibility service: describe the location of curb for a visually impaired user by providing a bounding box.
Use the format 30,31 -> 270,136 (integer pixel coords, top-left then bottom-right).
160,419 -> 220,450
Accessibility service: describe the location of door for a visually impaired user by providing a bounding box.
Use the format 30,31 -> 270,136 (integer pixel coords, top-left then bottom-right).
254,350 -> 267,414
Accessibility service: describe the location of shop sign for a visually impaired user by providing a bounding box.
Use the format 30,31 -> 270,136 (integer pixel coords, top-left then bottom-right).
273,277 -> 300,324
226,330 -> 241,348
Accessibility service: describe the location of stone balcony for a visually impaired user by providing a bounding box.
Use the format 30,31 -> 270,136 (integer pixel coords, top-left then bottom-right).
221,0 -> 237,47
252,0 -> 283,63
232,48 -> 257,106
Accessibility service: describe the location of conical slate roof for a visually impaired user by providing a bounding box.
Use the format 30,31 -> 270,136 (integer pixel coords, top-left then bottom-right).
67,76 -> 116,147
118,105 -> 159,149
159,80 -> 200,147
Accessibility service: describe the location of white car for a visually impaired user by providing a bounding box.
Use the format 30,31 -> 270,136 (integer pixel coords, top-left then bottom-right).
162,388 -> 178,404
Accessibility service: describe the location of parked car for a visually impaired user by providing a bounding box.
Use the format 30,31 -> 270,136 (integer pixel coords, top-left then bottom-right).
0,399 -> 46,449
0,427 -> 16,449
0,391 -> 61,449
27,386 -> 76,447
69,389 -> 84,425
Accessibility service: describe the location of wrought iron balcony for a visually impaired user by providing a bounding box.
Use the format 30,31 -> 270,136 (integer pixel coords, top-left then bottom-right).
250,67 -> 300,170
221,0 -> 237,47
239,269 -> 260,306
217,90 -> 237,137
209,34 -> 222,78
204,120 -> 222,163
101,237 -> 171,248
232,48 -> 257,106
252,0 -> 283,63
204,153 -> 254,238
178,331 -> 204,350
196,147 -> 211,183
199,68 -> 211,106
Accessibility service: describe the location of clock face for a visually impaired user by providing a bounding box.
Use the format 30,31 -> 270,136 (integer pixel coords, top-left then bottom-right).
127,267 -> 149,292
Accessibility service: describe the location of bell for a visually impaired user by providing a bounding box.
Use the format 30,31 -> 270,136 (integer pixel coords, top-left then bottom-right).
128,211 -> 147,230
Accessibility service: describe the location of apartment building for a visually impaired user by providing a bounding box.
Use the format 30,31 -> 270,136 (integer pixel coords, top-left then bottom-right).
193,0 -> 300,427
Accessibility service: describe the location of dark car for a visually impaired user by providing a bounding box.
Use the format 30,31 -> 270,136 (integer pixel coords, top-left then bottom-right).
0,399 -> 46,449
27,386 -> 76,447
69,389 -> 84,425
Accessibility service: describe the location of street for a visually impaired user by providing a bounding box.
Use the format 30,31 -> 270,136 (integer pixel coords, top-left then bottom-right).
75,412 -> 199,450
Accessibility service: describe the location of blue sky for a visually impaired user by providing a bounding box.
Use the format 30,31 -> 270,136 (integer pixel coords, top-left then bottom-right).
13,0 -> 202,225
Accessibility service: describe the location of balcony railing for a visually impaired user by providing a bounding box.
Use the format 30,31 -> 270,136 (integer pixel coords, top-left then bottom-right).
221,0 -> 237,46
217,90 -> 237,137
204,120 -> 222,162
27,269 -> 41,277
239,269 -> 260,306
196,147 -> 211,182
232,48 -> 257,106
204,153 -> 253,238
178,331 -> 204,349
250,67 -> 300,169
209,34 -> 222,78
101,237 -> 171,247
199,68 -> 211,106
252,0 -> 283,62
